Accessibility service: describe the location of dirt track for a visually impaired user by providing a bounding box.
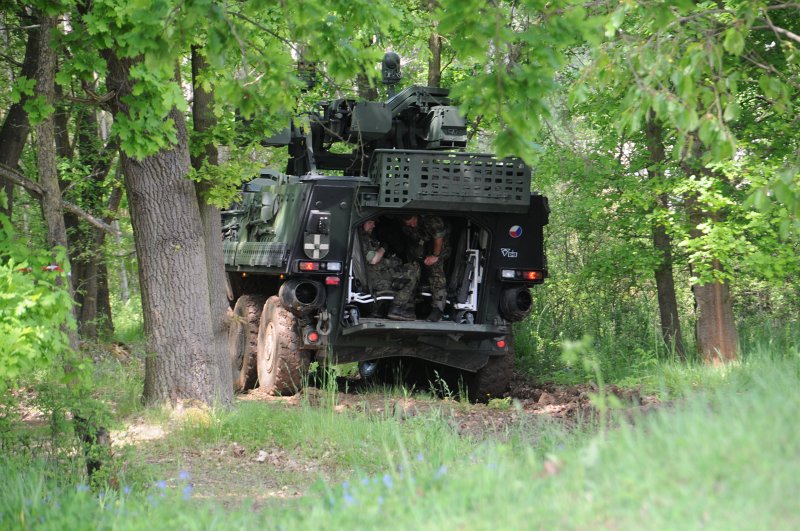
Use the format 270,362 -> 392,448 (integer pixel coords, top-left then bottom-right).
239,370 -> 662,439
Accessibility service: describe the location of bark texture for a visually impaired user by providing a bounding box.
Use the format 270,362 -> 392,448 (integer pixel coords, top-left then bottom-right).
105,52 -> 231,406
191,47 -> 232,394
0,13 -> 39,220
34,14 -> 79,351
644,117 -> 686,359
692,261 -> 739,364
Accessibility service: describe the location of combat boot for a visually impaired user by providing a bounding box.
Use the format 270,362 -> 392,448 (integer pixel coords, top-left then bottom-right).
426,307 -> 442,322
388,305 -> 415,321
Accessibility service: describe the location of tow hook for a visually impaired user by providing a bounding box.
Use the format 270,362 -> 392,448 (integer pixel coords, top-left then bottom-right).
317,309 -> 331,336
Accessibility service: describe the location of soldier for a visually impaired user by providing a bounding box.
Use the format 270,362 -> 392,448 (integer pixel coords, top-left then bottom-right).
359,219 -> 419,321
400,214 -> 449,322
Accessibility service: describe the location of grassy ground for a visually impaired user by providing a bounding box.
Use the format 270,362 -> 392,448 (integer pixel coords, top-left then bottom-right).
1,326 -> 798,529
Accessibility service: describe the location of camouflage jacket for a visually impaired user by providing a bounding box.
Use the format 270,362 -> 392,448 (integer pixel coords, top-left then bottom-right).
360,228 -> 402,269
401,215 -> 449,261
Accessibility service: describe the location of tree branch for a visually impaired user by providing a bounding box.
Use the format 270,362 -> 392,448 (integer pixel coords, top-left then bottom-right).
756,14 -> 800,45
226,10 -> 298,52
0,163 -> 119,236
0,51 -> 24,68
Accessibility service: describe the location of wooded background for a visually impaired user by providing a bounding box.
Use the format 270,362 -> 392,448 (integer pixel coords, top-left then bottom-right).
1,0 -> 798,406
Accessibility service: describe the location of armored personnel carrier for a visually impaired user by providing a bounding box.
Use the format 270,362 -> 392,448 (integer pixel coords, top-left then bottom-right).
224,53 -> 548,401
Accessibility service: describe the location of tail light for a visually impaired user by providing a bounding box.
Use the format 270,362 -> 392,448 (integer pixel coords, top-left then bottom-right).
499,269 -> 544,283
297,260 -> 342,273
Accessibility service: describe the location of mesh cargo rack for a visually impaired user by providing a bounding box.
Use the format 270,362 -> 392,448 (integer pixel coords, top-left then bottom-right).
367,150 -> 531,212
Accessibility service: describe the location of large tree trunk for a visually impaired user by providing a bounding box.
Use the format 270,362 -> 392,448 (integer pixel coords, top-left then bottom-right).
105,52 -> 231,406
682,136 -> 739,363
191,46 -> 232,393
692,260 -> 738,364
644,117 -> 686,359
0,12 -> 39,221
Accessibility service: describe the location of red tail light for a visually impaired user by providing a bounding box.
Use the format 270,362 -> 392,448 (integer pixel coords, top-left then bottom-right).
299,261 -> 320,271
523,271 -> 542,281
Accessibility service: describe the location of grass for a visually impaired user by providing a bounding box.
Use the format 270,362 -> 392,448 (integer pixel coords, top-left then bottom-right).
2,324 -> 799,529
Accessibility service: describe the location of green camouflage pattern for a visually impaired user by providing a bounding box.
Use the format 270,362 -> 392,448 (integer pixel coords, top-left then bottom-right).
402,216 -> 450,311
360,227 -> 420,308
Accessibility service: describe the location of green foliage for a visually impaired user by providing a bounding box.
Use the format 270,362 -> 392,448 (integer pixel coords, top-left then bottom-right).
8,77 -> 35,104
0,218 -> 74,386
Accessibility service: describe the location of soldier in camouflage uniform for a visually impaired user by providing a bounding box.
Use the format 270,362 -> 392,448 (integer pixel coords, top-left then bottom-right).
360,219 -> 419,321
401,214 -> 450,322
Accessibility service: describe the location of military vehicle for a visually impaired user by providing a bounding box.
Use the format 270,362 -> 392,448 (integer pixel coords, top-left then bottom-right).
224,53 -> 549,401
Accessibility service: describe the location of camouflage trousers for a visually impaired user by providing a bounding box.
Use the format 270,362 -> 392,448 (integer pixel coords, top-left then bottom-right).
366,257 -> 420,308
425,259 -> 447,311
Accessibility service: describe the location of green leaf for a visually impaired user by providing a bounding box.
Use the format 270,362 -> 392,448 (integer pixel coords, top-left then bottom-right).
9,77 -> 35,103
723,28 -> 745,56
752,188 -> 769,210
676,108 -> 699,131
759,75 -> 783,100
723,100 -> 740,122
605,7 -> 627,38
779,218 -> 791,240
22,96 -> 55,126
772,181 -> 793,206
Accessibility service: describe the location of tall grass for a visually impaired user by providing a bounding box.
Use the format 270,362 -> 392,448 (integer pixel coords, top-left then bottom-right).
4,349 -> 798,529
3,326 -> 799,529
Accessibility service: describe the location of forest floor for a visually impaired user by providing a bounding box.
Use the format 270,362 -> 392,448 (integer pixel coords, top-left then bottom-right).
103,371 -> 662,509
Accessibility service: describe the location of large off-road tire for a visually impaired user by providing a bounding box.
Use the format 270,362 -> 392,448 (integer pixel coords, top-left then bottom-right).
228,294 -> 266,392
465,351 -> 514,403
256,296 -> 312,396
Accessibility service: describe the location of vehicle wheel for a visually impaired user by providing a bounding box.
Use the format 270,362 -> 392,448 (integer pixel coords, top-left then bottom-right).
256,296 -> 312,395
228,294 -> 266,392
465,351 -> 514,403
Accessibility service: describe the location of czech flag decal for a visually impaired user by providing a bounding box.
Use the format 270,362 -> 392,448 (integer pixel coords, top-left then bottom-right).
509,225 -> 523,238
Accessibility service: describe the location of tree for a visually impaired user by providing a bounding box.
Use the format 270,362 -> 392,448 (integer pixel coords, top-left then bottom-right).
437,0 -> 800,364
51,0 -> 396,406
0,6 -> 38,221
190,44 -> 232,392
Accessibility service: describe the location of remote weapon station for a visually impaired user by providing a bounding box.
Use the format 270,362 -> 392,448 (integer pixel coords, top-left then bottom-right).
224,53 -> 549,401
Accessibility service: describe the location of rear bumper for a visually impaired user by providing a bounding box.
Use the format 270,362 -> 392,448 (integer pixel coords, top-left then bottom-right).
341,318 -> 509,339
332,318 -> 510,371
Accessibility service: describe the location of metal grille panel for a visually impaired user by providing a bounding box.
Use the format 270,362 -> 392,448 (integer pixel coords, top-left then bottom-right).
369,150 -> 530,210
233,242 -> 290,267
